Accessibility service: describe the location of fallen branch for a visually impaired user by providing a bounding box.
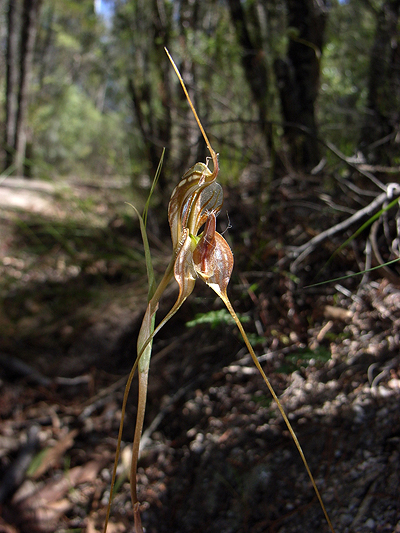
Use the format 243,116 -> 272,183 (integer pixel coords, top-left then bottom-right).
0,425 -> 40,504
0,352 -> 92,389
287,183 -> 400,271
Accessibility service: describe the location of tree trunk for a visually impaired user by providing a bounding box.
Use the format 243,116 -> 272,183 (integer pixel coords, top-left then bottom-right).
126,0 -> 172,192
274,0 -> 328,171
153,0 -> 172,185
176,0 -> 206,169
227,0 -> 275,161
5,0 -> 20,171
360,0 -> 400,165
38,3 -> 55,90
14,0 -> 42,176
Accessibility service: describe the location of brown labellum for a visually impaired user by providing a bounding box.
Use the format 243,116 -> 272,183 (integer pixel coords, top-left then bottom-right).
193,212 -> 234,298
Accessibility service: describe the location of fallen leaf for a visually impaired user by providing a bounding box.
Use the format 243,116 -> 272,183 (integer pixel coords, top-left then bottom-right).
31,429 -> 79,479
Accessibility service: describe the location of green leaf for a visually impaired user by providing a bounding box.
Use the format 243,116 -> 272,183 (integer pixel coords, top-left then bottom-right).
127,204 -> 156,301
305,257 -> 400,288
143,148 -> 165,229
335,197 -> 399,257
186,309 -> 250,329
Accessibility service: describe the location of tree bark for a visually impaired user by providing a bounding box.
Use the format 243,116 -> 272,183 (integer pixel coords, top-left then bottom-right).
227,0 -> 275,160
4,0 -> 42,176
274,0 -> 328,171
5,0 -> 20,171
125,0 -> 172,192
360,0 -> 400,165
14,0 -> 42,176
153,0 -> 172,183
176,0 -> 206,168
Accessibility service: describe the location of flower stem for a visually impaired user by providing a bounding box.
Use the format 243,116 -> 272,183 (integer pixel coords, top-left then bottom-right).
103,261 -> 174,533
131,368 -> 149,533
221,294 -> 335,533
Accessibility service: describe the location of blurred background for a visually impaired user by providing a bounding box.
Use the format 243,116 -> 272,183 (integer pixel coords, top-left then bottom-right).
0,0 -> 399,532
2,0 -> 399,182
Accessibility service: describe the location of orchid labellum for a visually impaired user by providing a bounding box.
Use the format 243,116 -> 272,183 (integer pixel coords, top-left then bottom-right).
103,50 -> 335,533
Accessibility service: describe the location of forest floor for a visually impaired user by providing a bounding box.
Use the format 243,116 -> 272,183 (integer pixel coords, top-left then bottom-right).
0,171 -> 399,533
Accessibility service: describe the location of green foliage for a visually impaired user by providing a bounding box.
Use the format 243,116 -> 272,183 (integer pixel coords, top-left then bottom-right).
186,309 -> 250,329
10,0 -> 134,178
127,149 -> 165,301
0,0 -> 389,181
318,0 -> 376,155
26,448 -> 49,478
277,346 -> 332,374
251,394 -> 272,408
32,84 -> 129,176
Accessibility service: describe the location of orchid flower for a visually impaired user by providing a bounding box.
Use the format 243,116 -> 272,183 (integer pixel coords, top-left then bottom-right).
103,50 -> 335,533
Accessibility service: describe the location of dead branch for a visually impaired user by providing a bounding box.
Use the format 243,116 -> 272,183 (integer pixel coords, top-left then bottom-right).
287,183 -> 400,271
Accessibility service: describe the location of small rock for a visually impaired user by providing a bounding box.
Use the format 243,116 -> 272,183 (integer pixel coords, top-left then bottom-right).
364,518 -> 375,529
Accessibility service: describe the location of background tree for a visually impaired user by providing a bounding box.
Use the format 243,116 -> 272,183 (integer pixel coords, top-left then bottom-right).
1,0 -> 397,182
110,0 -> 259,193
360,0 -> 400,165
227,0 -> 275,163
4,0 -> 19,173
112,0 -> 173,191
2,0 -> 131,178
4,0 -> 42,176
317,0 -> 374,157
274,0 -> 328,171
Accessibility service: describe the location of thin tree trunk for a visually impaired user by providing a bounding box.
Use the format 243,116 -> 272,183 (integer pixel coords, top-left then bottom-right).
128,75 -> 167,188
227,0 -> 274,160
153,0 -> 172,188
274,0 -> 328,171
126,0 -> 172,194
177,0 -> 202,169
38,3 -> 55,90
14,0 -> 42,176
360,0 -> 400,165
5,0 -> 20,171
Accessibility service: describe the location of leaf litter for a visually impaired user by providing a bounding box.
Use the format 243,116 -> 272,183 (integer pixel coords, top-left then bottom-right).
0,173 -> 399,532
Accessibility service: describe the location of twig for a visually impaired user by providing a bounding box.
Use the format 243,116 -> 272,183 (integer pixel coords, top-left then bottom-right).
287,184 -> 400,271
370,220 -> 400,284
0,425 -> 40,503
324,141 -> 386,190
0,352 -> 51,386
0,352 -> 92,389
